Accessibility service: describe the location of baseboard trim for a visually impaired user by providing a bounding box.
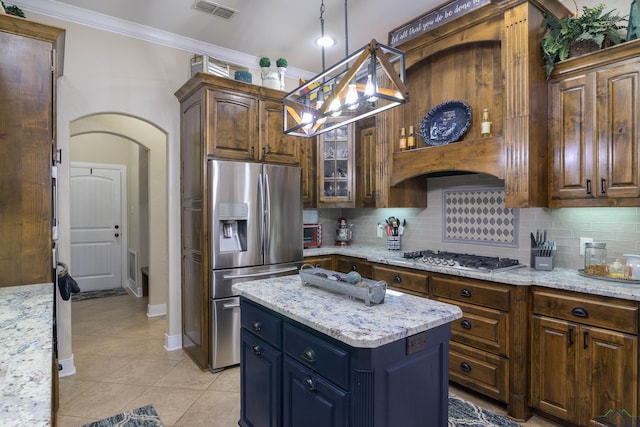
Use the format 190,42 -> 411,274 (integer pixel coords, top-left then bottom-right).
58,355 -> 76,378
147,303 -> 166,317
164,333 -> 182,351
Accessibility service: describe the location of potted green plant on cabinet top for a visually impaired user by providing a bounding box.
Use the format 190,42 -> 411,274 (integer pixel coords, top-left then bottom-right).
541,3 -> 627,78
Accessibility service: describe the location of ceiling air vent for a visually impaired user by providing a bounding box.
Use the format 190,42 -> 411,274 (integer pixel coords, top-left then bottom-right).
192,0 -> 237,19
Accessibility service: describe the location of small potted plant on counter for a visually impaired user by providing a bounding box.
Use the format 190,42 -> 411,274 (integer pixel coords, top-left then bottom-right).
541,3 -> 627,78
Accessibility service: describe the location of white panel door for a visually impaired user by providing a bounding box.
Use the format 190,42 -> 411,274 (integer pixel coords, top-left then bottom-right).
70,166 -> 123,292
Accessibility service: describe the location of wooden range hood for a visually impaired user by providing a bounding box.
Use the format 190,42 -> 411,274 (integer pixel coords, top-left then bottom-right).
384,0 -> 570,208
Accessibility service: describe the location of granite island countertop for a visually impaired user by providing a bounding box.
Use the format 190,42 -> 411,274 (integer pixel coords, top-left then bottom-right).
233,274 -> 463,348
0,283 -> 54,427
305,245 -> 640,302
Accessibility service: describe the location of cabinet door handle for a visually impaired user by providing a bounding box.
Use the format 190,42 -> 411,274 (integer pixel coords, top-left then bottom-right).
568,327 -> 574,346
251,320 -> 262,331
252,344 -> 262,355
460,362 -> 472,373
250,146 -> 255,159
583,331 -> 589,349
393,275 -> 402,283
460,288 -> 472,298
586,179 -> 592,195
571,307 -> 589,318
303,377 -> 316,392
460,319 -> 472,329
302,347 -> 316,364
600,178 -> 606,194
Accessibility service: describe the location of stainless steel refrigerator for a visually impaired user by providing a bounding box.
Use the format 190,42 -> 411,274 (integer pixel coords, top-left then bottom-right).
208,159 -> 303,371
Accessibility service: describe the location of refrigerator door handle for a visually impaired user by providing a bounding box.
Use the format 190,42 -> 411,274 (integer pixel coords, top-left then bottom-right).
258,172 -> 265,254
223,266 -> 298,280
264,172 -> 271,254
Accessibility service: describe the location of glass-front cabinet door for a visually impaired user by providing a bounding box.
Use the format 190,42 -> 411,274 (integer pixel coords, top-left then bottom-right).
318,123 -> 354,207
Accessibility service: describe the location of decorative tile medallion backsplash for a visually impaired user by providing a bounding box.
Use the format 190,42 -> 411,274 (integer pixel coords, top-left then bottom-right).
443,187 -> 518,247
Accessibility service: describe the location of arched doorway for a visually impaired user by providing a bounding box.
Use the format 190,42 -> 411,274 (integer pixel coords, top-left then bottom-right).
69,113 -> 168,317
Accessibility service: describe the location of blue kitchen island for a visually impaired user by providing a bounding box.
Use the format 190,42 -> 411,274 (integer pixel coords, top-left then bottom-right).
233,274 -> 462,427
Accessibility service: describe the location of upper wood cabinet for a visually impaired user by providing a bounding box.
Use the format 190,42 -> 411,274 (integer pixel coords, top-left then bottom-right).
0,16 -> 65,287
175,73 -> 302,165
317,123 -> 355,208
386,0 -> 570,208
548,40 -> 640,207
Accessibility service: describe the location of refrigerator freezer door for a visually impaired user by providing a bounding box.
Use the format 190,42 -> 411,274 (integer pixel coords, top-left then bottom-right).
209,296 -> 241,371
209,160 -> 263,270
263,164 -> 303,265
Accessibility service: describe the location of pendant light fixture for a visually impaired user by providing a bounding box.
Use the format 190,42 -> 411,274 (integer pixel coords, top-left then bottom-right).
282,0 -> 409,138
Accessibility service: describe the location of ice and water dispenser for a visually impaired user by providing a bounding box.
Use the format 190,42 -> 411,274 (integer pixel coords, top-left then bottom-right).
218,203 -> 247,253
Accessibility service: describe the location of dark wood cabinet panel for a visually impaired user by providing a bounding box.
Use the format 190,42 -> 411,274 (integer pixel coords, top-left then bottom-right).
260,99 -> 301,165
0,16 -> 64,287
206,88 -> 258,160
549,40 -> 640,206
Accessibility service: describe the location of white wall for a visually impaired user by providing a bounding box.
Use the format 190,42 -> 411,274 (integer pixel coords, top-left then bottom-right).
28,12 -> 189,374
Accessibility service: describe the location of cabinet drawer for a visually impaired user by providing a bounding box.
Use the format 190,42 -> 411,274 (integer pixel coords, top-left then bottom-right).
431,275 -> 510,311
439,298 -> 508,356
449,341 -> 509,403
532,289 -> 638,334
335,256 -> 372,278
304,256 -> 334,270
283,323 -> 350,390
373,265 -> 428,296
241,299 -> 282,348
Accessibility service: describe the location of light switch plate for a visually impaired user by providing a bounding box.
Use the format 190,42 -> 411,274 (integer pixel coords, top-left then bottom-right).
580,237 -> 593,255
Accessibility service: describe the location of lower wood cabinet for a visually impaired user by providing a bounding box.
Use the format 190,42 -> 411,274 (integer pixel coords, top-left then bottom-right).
303,255 -> 335,270
335,256 -> 372,278
530,288 -> 639,426
372,264 -> 429,297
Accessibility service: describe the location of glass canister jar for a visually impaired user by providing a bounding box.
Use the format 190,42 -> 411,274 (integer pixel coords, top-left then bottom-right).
584,242 -> 607,276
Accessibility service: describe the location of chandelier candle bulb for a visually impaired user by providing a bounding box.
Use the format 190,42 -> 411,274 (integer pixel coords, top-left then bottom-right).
399,127 -> 407,151
481,108 -> 492,137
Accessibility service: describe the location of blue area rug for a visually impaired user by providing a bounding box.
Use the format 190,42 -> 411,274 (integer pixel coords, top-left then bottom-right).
449,394 -> 521,426
81,404 -> 163,427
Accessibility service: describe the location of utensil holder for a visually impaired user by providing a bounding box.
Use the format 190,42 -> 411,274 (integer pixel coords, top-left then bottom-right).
387,236 -> 400,250
532,249 -> 556,271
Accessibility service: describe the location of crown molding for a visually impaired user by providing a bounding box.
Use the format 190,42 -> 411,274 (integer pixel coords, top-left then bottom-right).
11,0 -> 314,80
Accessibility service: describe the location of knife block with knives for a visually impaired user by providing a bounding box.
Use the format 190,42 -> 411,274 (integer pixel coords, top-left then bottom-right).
531,230 -> 556,271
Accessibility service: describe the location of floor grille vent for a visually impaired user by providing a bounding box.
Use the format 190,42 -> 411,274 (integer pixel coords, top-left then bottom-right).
192,0 -> 237,19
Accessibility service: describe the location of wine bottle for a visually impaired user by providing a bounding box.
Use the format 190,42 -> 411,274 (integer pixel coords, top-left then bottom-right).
399,127 -> 407,151
481,109 -> 492,137
407,125 -> 415,150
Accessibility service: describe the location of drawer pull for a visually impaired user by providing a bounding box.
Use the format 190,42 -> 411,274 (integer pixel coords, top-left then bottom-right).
460,319 -> 472,329
393,275 -> 402,283
302,347 -> 316,364
571,307 -> 589,318
460,288 -> 472,298
252,344 -> 262,356
351,264 -> 358,271
460,362 -> 472,373
314,263 -> 322,268
251,320 -> 262,331
303,377 -> 316,392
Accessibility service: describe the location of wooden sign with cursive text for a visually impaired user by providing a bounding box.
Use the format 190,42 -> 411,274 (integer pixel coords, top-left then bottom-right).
389,0 -> 492,47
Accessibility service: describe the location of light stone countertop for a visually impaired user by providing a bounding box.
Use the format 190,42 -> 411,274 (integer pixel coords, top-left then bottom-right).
304,245 -> 640,302
0,283 -> 53,427
233,274 -> 463,348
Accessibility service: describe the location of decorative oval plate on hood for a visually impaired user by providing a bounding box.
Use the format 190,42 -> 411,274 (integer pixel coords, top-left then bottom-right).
420,100 -> 472,146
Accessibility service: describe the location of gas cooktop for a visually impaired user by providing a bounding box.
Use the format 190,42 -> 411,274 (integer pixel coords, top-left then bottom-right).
401,250 -> 524,272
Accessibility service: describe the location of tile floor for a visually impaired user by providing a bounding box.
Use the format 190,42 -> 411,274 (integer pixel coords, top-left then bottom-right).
57,292 -> 562,427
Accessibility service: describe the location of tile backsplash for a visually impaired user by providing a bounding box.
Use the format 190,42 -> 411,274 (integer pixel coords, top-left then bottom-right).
310,174 -> 640,270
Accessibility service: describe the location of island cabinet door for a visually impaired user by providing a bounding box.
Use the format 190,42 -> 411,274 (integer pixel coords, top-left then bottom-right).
240,330 -> 282,427
282,357 -> 349,427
